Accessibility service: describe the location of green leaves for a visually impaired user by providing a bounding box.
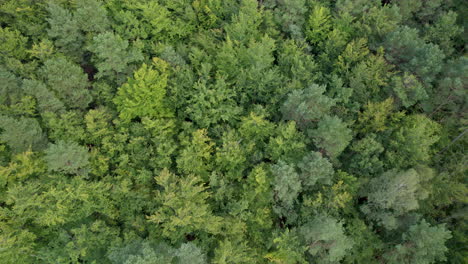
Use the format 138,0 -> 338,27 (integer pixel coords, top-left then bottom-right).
88,31 -> 143,82
45,141 -> 90,175
148,169 -> 222,242
114,58 -> 173,121
0,115 -> 47,154
386,114 -> 441,168
281,84 -> 335,130
41,57 -> 92,109
361,168 -> 433,230
311,115 -> 352,158
306,5 -> 332,45
299,214 -> 354,264
384,220 -> 452,264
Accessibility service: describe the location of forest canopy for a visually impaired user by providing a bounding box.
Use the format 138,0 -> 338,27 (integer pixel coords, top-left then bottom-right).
0,0 -> 466,263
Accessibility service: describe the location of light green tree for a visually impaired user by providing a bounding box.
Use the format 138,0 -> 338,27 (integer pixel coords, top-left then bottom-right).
114,58 -> 173,121
147,169 -> 223,242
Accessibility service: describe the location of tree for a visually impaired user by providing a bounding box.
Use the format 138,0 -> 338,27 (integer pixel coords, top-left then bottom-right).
0,66 -> 22,106
383,26 -> 445,85
267,121 -> 306,163
185,77 -> 242,128
271,160 -> 301,219
107,240 -> 206,264
21,79 -> 65,114
265,229 -> 307,264
107,240 -> 175,264
357,98 -> 404,133
0,115 -> 47,154
46,2 -> 84,60
270,0 -> 308,39
281,83 -> 335,130
348,134 -> 384,177
87,31 -> 143,83
74,0 -> 110,34
213,239 -> 255,264
45,140 -> 90,175
298,214 -> 354,264
0,27 -> 28,62
177,129 -> 214,180
383,220 -> 452,264
310,115 -> 352,158
215,130 -> 247,181
41,57 -> 92,109
386,114 -> 441,168
391,72 -> 427,108
297,152 -> 334,188
306,4 -> 332,45
361,168 -> 433,230
114,58 -> 173,121
147,169 -> 223,242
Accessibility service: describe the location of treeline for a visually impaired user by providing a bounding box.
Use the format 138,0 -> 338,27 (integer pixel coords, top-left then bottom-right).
0,0 -> 466,263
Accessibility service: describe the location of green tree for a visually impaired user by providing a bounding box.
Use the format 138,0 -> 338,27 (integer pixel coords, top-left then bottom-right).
87,31 -> 143,83
267,121 -> 306,163
0,66 -> 22,107
42,111 -> 86,143
297,152 -> 334,188
310,115 -> 352,158
74,0 -> 110,34
185,77 -> 242,128
391,72 -> 427,108
348,134 -> 385,177
271,160 -> 301,219
386,114 -> 441,168
177,129 -> 214,180
0,115 -> 47,154
41,57 -> 92,109
361,168 -> 433,230
306,4 -> 332,45
21,79 -> 65,114
147,169 -> 223,242
383,26 -> 445,85
281,84 -> 335,130
46,2 -> 84,60
114,58 -> 173,121
45,140 -> 90,175
298,214 -> 354,264
213,239 -> 255,264
383,220 -> 452,264
265,229 -> 307,264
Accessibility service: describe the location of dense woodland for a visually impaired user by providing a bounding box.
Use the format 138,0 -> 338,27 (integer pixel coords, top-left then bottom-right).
0,0 -> 466,263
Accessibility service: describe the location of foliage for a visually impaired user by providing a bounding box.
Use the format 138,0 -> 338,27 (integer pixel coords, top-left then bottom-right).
383,220 -> 452,264
0,115 -> 47,154
311,115 -> 352,158
114,58 -> 173,121
45,140 -> 90,175
0,0 -> 464,262
148,169 -> 223,242
298,214 -> 354,264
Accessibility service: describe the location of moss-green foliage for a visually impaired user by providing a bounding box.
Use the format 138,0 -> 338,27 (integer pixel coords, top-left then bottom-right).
0,0 -> 464,262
